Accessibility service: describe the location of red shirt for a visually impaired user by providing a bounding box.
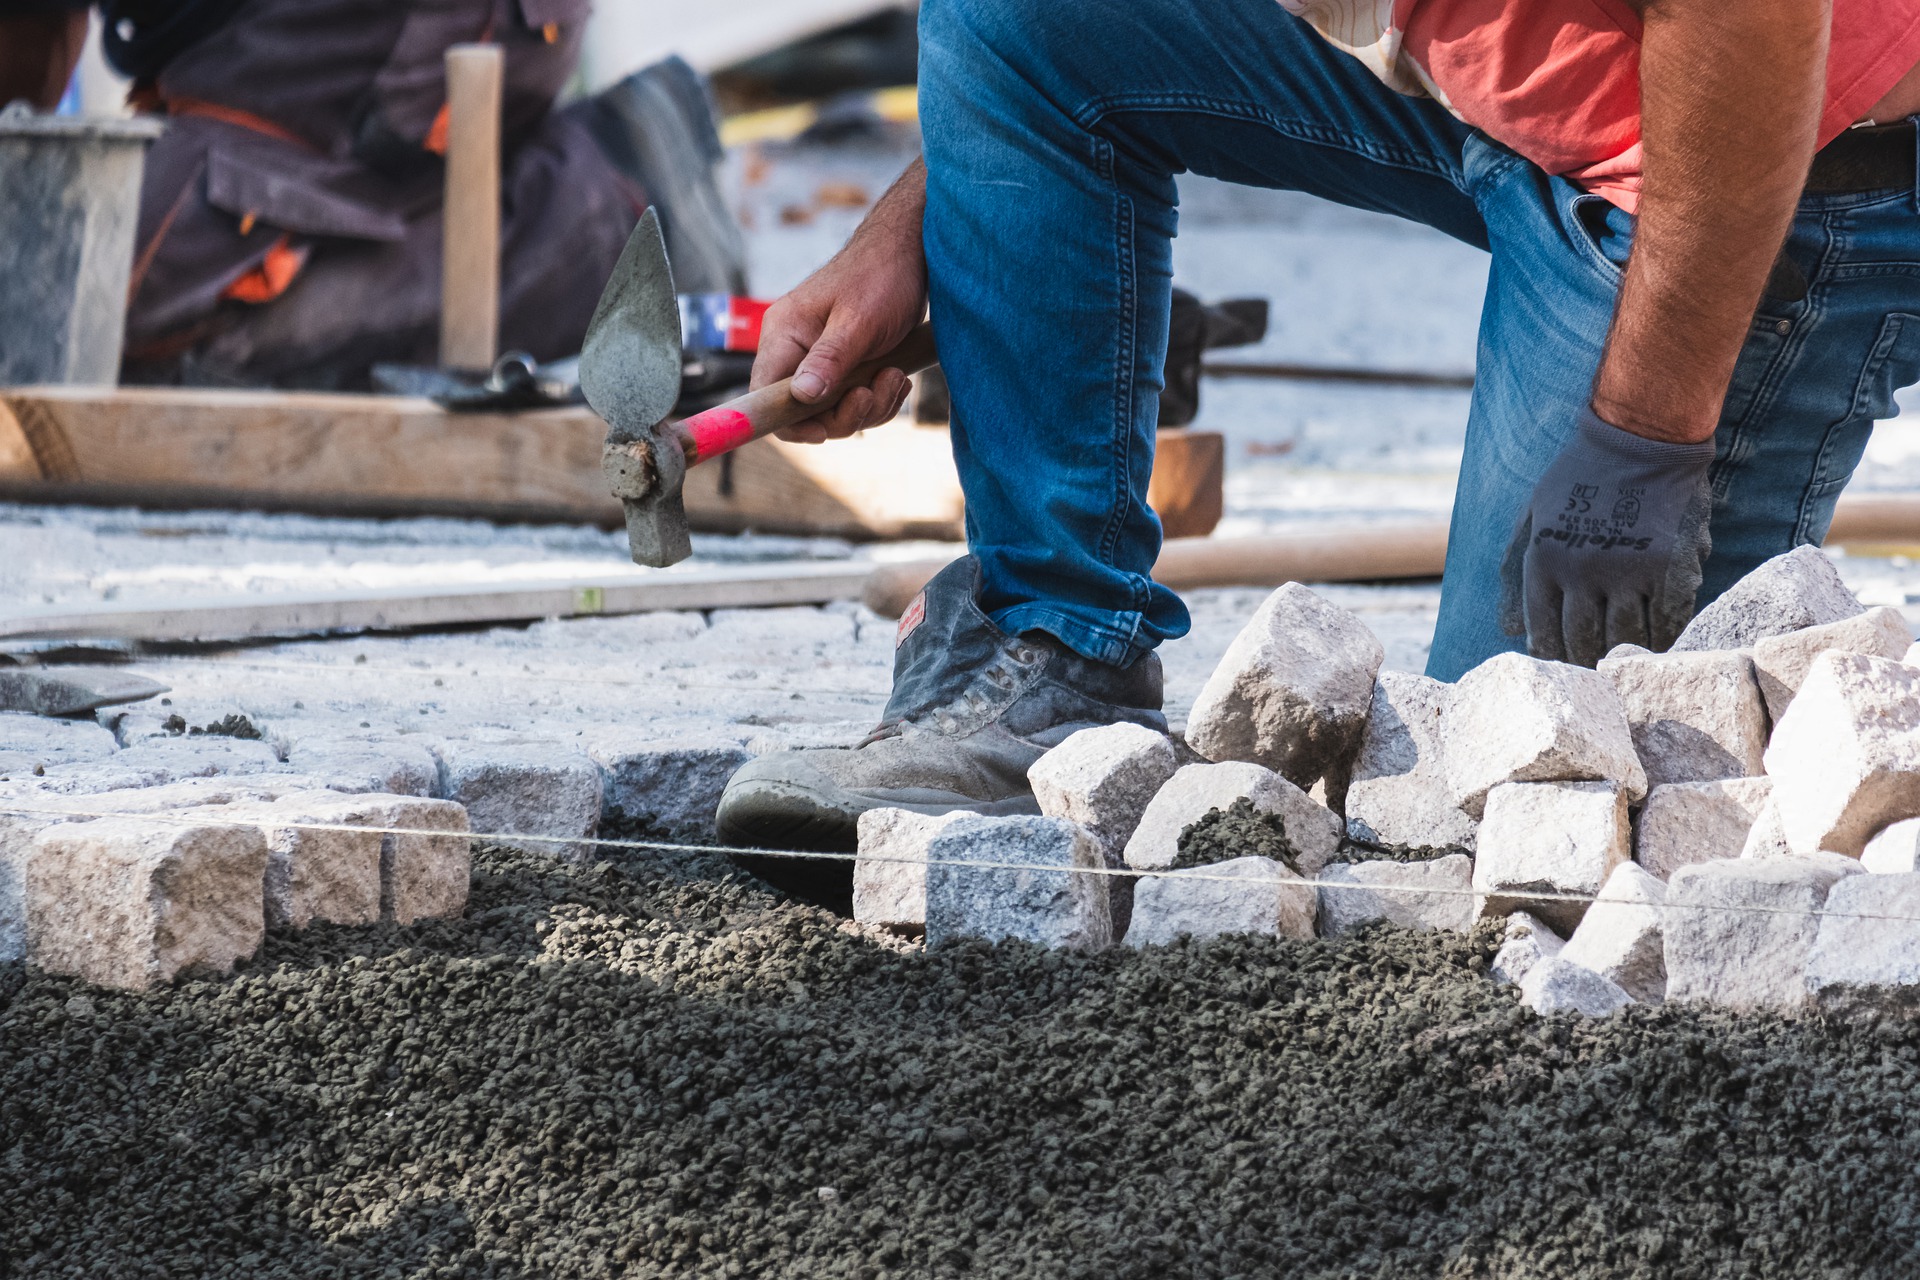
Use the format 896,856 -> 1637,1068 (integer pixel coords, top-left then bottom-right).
1285,0 -> 1920,210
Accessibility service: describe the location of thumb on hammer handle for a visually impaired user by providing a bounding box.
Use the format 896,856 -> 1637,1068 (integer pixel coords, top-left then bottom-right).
678,322 -> 939,466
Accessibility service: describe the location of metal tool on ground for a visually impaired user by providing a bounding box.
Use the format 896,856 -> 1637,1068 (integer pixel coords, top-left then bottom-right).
580,209 -> 938,568
371,351 -> 584,411
372,287 -> 767,411
0,665 -> 167,715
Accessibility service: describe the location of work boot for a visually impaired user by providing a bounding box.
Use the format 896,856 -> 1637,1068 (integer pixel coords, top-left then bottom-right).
716,557 -> 1167,853
588,56 -> 748,295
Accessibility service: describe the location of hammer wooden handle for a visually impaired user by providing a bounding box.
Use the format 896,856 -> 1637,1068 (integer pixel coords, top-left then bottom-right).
676,322 -> 939,466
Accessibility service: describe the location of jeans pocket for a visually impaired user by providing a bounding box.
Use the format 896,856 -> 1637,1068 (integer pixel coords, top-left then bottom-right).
1559,191 -> 1629,289
1463,135 -> 1628,296
1459,132 -> 1526,194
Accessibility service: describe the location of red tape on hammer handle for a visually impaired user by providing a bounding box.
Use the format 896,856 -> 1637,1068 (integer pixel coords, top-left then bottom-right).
679,322 -> 939,466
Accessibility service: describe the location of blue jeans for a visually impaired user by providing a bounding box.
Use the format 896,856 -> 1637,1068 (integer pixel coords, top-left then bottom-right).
919,0 -> 1920,680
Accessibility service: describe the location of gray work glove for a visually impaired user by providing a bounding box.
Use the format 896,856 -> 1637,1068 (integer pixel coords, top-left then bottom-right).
1499,407 -> 1715,667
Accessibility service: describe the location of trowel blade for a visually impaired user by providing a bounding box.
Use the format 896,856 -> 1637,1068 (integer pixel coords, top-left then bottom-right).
579,208 -> 684,441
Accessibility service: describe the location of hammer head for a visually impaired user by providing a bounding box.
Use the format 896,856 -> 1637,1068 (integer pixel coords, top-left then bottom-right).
579,209 -> 693,566
604,432 -> 692,566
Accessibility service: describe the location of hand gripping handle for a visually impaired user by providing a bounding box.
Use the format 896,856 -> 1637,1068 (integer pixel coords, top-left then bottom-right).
674,322 -> 939,466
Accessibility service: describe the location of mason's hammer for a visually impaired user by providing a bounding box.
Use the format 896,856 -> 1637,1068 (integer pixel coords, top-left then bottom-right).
579,211 -> 936,567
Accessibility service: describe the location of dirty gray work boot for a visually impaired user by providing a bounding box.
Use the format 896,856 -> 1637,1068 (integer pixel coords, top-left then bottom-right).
716,557 -> 1167,852
588,56 -> 748,296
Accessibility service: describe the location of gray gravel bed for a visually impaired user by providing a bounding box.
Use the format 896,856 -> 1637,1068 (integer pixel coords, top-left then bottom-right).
4,841 -> 1919,1277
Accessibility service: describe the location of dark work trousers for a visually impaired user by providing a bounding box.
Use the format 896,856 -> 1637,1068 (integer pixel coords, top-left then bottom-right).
122,0 -> 643,388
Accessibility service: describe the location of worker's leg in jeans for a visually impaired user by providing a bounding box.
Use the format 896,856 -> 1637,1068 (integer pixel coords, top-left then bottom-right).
1693,180 -> 1920,600
719,0 -> 1485,851
1424,154 -> 1626,678
917,0 -> 1482,666
1427,148 -> 1920,679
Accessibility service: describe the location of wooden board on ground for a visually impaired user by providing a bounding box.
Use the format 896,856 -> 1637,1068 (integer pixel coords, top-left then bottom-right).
0,386 -> 622,524
682,419 -> 964,541
0,384 -> 965,539
0,562 -> 873,645
863,495 -> 1920,618
861,523 -> 1452,618
0,386 -> 1230,543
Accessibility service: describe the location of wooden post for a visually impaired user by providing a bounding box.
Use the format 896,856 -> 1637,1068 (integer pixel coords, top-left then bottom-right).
1148,428 -> 1225,539
440,44 -> 503,373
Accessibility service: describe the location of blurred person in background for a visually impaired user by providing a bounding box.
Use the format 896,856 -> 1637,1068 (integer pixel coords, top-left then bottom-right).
0,0 -> 743,388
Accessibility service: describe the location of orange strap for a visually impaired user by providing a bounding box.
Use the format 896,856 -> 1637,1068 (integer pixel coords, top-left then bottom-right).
126,159 -> 202,305
221,235 -> 309,304
161,95 -> 314,150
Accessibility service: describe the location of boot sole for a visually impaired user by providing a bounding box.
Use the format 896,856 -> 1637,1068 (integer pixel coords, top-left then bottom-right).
716,778 -> 1040,854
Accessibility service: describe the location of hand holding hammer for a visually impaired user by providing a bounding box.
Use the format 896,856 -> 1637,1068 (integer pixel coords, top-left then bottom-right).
580,203 -> 938,568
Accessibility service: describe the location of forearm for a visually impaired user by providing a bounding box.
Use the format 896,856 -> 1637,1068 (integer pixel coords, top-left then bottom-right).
853,156 -> 927,274
1592,0 -> 1831,444
754,156 -> 929,439
778,156 -> 925,400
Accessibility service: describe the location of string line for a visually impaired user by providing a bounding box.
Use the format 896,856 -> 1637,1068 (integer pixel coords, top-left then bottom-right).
2,802 -> 1915,927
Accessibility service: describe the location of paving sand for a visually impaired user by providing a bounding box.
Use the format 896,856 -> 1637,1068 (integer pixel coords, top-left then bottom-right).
4,839 -> 1918,1277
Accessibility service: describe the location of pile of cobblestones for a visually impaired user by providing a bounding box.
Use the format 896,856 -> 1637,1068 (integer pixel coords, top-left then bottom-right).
857,547 -> 1920,1020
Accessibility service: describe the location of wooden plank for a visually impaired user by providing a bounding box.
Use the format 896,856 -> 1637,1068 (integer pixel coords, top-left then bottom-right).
13,383 -> 1920,555
0,562 -> 872,644
1825,493 -> 1920,544
0,387 -> 621,522
861,492 -> 1920,618
861,523 -> 1451,618
0,386 -> 964,537
681,420 -> 964,540
0,394 -> 40,481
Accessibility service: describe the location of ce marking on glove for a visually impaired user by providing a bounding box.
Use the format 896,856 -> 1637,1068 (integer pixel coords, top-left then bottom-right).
1564,482 -> 1599,514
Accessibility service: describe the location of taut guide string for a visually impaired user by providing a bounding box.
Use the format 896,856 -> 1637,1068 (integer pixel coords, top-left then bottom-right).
1,802 -> 1914,927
